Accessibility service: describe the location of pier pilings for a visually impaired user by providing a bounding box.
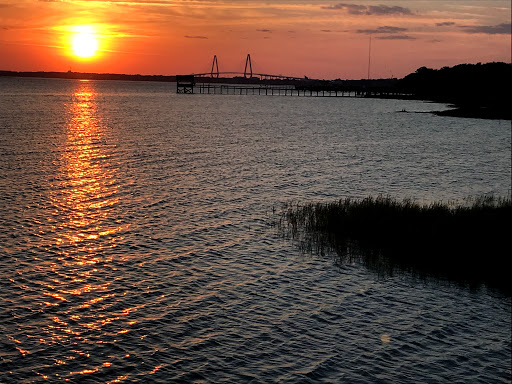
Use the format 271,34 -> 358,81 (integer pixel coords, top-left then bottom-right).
194,84 -> 378,97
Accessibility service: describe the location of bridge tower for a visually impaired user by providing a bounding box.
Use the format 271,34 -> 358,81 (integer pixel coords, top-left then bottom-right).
210,55 -> 219,78
244,54 -> 253,79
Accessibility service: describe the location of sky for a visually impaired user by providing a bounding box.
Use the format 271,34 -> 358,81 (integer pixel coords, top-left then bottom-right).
0,0 -> 510,79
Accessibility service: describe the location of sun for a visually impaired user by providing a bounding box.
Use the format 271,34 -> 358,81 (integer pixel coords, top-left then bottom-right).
72,27 -> 98,58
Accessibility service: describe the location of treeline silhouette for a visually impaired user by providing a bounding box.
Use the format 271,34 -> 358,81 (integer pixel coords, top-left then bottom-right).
398,62 -> 511,119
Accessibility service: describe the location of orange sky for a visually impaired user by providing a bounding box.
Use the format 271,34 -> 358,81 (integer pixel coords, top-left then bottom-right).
0,0 -> 510,79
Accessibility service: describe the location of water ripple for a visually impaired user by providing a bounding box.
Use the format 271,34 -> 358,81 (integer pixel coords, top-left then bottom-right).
0,78 -> 510,383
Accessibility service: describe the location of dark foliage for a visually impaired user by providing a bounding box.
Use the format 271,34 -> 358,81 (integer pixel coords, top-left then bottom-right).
399,62 -> 512,119
280,195 -> 512,294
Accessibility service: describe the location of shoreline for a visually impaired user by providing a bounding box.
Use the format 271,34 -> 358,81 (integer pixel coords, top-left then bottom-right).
2,70 -> 511,120
433,106 -> 511,120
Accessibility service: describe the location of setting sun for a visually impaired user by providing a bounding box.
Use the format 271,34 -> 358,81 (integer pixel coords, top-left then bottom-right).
71,27 -> 98,58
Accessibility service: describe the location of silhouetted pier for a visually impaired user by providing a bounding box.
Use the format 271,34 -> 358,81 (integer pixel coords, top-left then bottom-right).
196,84 -> 370,97
176,75 -> 195,94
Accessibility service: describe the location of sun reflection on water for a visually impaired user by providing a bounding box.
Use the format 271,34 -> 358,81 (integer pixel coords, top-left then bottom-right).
29,81 -> 134,378
56,85 -> 123,249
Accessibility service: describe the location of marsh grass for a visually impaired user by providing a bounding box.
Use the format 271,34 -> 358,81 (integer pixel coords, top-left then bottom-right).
279,195 -> 511,293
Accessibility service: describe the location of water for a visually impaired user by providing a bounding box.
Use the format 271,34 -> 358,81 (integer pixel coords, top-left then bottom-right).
0,77 -> 510,383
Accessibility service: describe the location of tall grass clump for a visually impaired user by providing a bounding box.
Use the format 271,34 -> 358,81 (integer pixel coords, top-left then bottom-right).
279,195 -> 511,293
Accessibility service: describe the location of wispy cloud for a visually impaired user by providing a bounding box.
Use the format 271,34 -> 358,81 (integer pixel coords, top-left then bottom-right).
376,35 -> 415,40
184,35 -> 207,39
256,29 -> 272,33
322,3 -> 365,12
322,3 -> 412,15
460,23 -> 511,35
59,0 -> 177,4
436,22 -> 455,27
356,26 -> 407,34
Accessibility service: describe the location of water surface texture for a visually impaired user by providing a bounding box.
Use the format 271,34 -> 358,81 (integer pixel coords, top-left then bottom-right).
1,78 -> 510,383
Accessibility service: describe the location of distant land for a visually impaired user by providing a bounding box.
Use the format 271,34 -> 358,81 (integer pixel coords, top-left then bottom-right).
399,62 -> 511,120
0,70 -> 177,82
1,62 -> 510,119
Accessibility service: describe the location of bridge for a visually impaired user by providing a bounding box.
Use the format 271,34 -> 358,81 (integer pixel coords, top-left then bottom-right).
193,72 -> 303,81
177,54 -> 411,98
189,54 -> 304,81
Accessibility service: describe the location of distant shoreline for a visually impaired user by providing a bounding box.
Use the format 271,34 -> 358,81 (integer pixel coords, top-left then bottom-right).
2,66 -> 511,120
0,70 -> 177,82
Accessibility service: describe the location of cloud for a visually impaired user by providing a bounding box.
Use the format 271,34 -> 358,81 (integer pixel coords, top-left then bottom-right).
184,35 -> 207,39
460,23 -> 511,35
367,5 -> 412,15
256,29 -> 272,33
436,22 -> 455,27
356,26 -> 407,34
67,0 -> 177,4
376,35 -> 415,40
322,3 -> 412,15
322,3 -> 366,13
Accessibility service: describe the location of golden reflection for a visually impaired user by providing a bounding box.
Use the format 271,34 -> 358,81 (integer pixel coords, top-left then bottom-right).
52,81 -> 127,260
106,375 -> 129,383
380,334 -> 391,343
149,365 -> 163,374
36,81 -> 134,371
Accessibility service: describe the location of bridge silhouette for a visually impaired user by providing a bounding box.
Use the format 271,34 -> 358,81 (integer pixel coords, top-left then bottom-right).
189,54 -> 304,81
177,54 -> 409,98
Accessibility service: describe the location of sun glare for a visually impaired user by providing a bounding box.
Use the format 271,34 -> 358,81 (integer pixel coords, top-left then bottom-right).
72,27 -> 98,58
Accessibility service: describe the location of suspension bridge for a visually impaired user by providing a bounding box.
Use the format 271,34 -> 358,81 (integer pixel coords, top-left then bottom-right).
191,54 -> 303,81
176,54 -> 408,98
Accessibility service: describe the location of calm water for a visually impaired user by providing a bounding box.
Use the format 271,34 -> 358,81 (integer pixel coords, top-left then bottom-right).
0,77 -> 510,383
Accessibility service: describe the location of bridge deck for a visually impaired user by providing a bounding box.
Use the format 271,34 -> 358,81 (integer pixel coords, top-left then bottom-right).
191,72 -> 304,81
